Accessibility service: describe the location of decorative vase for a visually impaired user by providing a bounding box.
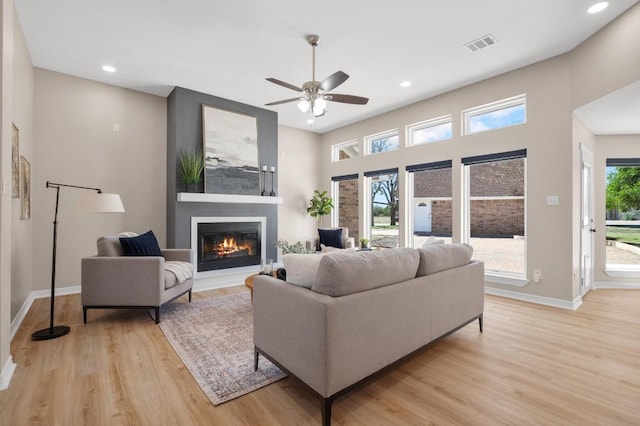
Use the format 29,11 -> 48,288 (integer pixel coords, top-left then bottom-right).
186,183 -> 198,193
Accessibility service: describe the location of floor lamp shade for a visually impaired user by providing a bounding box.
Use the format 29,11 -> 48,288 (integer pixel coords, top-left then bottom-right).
77,193 -> 125,214
32,182 -> 125,341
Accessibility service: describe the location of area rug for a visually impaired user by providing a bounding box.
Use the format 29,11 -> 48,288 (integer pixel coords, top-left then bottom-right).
158,292 -> 286,405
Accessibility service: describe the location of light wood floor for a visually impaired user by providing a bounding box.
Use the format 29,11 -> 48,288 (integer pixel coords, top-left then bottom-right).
1,286 -> 639,425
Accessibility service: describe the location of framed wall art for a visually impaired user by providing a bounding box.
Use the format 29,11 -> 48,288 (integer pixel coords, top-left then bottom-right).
12,123 -> 19,198
201,104 -> 259,195
20,155 -> 31,220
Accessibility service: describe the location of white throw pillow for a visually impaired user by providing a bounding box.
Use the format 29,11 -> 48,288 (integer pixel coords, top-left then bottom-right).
282,253 -> 323,288
421,237 -> 445,248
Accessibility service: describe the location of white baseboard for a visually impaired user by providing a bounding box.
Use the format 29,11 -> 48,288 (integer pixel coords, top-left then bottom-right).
0,356 -> 17,391
594,281 -> 640,289
485,286 -> 582,310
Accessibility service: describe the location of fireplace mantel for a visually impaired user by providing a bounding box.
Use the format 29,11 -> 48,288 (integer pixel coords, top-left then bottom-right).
177,193 -> 283,205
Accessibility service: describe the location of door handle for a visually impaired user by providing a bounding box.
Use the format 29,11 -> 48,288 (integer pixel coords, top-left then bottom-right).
590,228 -> 596,233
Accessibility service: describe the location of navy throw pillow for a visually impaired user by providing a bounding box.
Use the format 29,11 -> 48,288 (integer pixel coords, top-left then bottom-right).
119,230 -> 162,256
318,228 -> 343,249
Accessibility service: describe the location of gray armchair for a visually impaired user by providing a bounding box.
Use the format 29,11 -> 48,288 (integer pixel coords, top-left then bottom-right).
306,227 -> 356,252
81,235 -> 193,324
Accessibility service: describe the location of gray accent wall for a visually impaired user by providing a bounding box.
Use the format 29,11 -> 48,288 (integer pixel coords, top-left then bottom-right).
167,87 -> 279,261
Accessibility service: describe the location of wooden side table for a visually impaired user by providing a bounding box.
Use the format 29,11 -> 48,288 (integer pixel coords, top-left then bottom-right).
245,271 -> 276,303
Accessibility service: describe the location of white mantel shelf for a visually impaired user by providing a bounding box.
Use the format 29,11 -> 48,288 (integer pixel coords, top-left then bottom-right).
177,192 -> 283,204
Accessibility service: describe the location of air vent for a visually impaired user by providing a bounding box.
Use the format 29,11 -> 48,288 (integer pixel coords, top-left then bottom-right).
465,34 -> 497,52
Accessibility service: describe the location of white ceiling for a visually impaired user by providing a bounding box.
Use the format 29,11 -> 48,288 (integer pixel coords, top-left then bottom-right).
13,0 -> 640,134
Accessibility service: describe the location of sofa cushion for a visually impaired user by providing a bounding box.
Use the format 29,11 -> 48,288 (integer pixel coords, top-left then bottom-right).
283,253 -> 323,289
416,243 -> 474,277
97,232 -> 140,257
311,247 -> 420,297
318,228 -> 343,249
119,230 -> 163,256
421,237 -> 445,248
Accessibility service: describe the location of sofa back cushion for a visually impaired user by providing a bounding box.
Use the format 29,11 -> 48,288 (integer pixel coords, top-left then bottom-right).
97,235 -> 124,257
416,243 -> 474,277
311,247 -> 419,297
96,231 -> 140,257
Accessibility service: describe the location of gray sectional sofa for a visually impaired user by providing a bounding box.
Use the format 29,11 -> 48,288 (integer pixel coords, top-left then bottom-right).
253,244 -> 485,426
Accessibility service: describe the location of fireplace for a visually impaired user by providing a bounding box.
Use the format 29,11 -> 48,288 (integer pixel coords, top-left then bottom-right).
192,217 -> 266,273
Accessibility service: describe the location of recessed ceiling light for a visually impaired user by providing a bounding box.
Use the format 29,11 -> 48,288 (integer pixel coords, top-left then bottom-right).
400,81 -> 412,88
588,2 -> 608,14
102,65 -> 116,73
307,119 -> 314,125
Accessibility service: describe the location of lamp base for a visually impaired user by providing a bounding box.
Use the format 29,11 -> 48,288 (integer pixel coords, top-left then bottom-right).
31,325 -> 70,341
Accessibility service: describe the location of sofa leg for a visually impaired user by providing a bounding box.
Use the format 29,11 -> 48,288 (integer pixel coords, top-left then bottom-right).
254,347 -> 259,372
155,307 -> 161,324
478,314 -> 483,333
188,289 -> 192,303
83,307 -> 88,324
321,397 -> 333,426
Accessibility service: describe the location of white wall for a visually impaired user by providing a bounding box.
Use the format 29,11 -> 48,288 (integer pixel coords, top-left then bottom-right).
277,125 -> 321,255
0,0 -> 14,388
10,11 -> 33,318
32,69 -> 167,290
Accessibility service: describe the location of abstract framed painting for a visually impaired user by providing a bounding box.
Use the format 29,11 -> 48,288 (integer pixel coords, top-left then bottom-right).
12,123 -> 19,198
20,155 -> 31,220
201,104 -> 259,195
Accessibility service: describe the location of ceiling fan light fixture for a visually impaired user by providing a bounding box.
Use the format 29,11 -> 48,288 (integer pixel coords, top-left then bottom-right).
298,99 -> 310,113
312,98 -> 327,117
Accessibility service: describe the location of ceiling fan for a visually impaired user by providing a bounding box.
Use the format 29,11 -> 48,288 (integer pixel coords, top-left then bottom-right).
265,35 -> 369,117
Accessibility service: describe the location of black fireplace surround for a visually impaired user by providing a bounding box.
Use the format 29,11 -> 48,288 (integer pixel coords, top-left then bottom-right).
197,221 -> 262,272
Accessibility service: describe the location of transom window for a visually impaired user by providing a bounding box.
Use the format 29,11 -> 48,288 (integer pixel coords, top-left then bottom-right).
365,129 -> 399,155
463,94 -> 526,135
406,115 -> 453,146
332,140 -> 359,162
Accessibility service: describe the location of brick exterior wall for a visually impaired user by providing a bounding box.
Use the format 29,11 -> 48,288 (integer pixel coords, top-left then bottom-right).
470,198 -> 524,235
431,200 -> 452,234
338,179 -> 359,241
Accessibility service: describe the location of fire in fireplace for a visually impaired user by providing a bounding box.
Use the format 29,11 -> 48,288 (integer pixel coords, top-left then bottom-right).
197,221 -> 262,272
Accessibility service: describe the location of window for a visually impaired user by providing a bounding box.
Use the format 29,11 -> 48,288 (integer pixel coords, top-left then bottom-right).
463,94 -> 526,135
605,158 -> 640,271
365,129 -> 399,155
406,115 -> 453,146
462,150 -> 526,280
406,161 -> 453,247
364,168 -> 399,248
332,140 -> 359,162
331,174 -> 360,242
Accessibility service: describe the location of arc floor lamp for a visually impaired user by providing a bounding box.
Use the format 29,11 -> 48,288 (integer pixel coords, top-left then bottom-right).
31,181 -> 125,341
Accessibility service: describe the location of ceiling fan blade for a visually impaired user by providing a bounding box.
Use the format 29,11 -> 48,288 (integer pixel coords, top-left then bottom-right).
319,71 -> 349,92
265,97 -> 301,106
266,78 -> 303,92
325,94 -> 369,105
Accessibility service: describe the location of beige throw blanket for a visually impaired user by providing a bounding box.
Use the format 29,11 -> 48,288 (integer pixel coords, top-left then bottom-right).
165,261 -> 194,283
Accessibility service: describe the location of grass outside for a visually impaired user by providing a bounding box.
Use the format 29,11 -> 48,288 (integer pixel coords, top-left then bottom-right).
606,226 -> 640,245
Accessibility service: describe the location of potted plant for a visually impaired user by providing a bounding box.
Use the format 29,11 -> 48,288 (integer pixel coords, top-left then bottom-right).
179,149 -> 204,192
307,190 -> 334,227
359,237 -> 370,249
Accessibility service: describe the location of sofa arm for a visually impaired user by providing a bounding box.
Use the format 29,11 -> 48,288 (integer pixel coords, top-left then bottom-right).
162,249 -> 192,263
81,256 -> 164,306
253,276 -> 335,396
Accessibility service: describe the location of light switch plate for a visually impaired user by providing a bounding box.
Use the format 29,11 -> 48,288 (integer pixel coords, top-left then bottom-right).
547,195 -> 559,205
